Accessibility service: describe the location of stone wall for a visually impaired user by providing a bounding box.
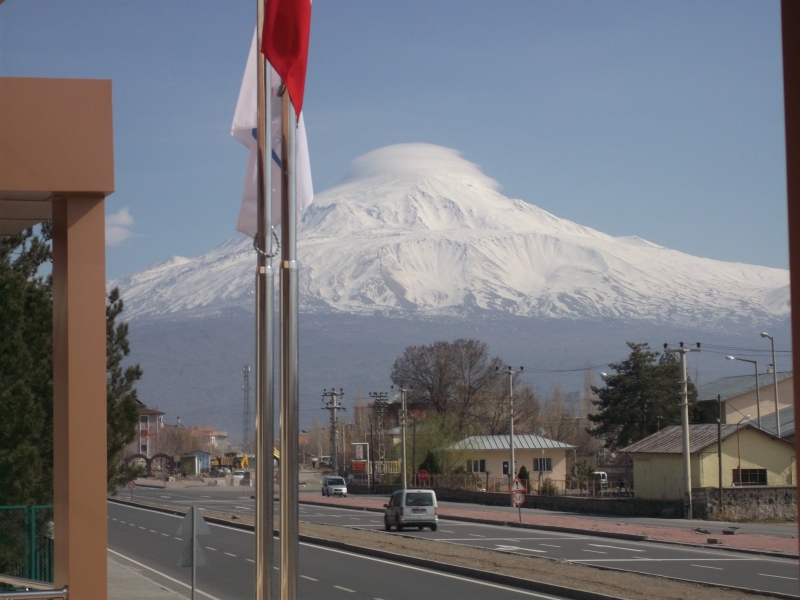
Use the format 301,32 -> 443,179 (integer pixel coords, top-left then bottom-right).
692,486 -> 797,521
348,484 -> 684,518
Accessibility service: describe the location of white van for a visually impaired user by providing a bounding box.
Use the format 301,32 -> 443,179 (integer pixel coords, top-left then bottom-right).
591,471 -> 609,489
321,475 -> 347,497
384,489 -> 438,531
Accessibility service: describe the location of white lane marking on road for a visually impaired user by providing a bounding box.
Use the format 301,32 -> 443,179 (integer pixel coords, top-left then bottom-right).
174,537 -> 182,541
582,550 -> 607,554
160,496 -> 171,498
201,495 -> 211,498
334,585 -> 355,592
119,521 -> 126,524
112,518 -> 117,521
691,564 -> 723,570
539,544 -> 560,548
235,506 -> 251,510
273,566 -> 279,571
370,520 -> 381,523
224,552 -> 236,557
138,526 -> 146,529
305,544 -> 567,598
759,573 -> 798,580
107,549 -> 222,600
149,529 -> 157,533
495,545 -> 547,554
206,547 -> 217,551
161,533 -> 169,537
439,530 -> 455,533
468,534 -> 485,538
570,558 -> 756,563
300,575 -> 318,581
588,544 -> 644,552
246,559 -> 255,563
350,517 -> 360,520
129,524 -> 135,527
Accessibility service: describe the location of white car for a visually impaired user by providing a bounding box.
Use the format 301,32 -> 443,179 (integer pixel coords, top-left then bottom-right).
321,475 -> 347,497
233,469 -> 245,482
384,489 -> 438,531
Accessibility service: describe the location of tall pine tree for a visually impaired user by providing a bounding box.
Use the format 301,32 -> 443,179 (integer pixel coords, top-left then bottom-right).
587,342 -> 697,448
0,225 -> 144,501
106,288 -> 143,492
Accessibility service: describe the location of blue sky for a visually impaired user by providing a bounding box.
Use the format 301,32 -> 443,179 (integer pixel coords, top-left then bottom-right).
1,1 -> 788,278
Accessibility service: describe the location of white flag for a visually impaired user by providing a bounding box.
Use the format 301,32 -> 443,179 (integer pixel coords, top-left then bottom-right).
232,29 -> 313,238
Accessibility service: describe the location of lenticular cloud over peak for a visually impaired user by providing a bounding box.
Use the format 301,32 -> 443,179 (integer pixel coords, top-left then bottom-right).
339,143 -> 501,191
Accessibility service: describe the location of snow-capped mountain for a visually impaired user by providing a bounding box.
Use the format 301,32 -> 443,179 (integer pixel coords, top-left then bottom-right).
111,143 -> 789,327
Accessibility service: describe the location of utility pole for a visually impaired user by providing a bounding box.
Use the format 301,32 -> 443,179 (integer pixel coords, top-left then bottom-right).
370,392 -> 387,486
664,342 -> 700,519
242,365 -> 251,455
496,366 -> 523,504
393,386 -> 413,490
761,332 -> 781,437
717,394 -> 723,515
322,389 -> 345,475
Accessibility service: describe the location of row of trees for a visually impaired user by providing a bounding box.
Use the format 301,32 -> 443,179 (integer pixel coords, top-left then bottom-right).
0,225 -> 142,505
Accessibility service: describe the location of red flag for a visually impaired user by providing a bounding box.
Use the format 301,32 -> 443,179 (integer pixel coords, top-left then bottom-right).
261,0 -> 312,116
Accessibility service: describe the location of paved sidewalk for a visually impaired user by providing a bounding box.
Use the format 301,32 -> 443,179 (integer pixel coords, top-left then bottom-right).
299,493 -> 799,556
108,555 -> 186,599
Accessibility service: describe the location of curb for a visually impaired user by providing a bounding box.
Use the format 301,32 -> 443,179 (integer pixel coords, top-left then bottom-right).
298,499 -> 799,559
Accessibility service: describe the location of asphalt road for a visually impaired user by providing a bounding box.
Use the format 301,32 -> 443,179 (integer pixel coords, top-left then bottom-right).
128,484 -> 799,539
125,486 -> 800,597
108,502 -> 569,600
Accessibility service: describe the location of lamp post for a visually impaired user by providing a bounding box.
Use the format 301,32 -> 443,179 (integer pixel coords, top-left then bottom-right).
735,414 -> 751,485
726,356 -> 761,429
760,333 -> 781,437
495,366 -> 523,502
392,385 -> 413,490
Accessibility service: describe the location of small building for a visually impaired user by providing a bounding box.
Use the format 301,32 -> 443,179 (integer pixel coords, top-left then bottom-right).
125,401 -> 164,459
695,372 -> 793,436
186,450 -> 211,473
449,434 -> 574,484
622,424 -> 795,500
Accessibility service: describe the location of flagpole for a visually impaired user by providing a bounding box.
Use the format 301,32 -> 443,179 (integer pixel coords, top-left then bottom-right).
279,87 -> 299,600
255,1 -> 275,598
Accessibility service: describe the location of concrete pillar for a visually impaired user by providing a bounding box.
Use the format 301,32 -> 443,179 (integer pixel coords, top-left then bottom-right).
51,195 -> 107,599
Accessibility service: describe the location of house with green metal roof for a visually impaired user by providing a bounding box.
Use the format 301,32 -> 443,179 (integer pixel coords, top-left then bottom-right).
449,434 -> 574,491
695,371 -> 793,439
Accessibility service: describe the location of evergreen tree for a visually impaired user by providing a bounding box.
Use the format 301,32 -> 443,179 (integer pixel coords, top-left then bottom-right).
587,342 -> 696,448
418,450 -> 441,475
0,227 -> 53,505
0,225 -> 144,500
517,465 -> 530,489
106,288 -> 144,492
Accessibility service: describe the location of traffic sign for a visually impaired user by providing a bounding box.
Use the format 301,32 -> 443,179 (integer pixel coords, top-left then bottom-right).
511,476 -> 526,492
417,469 -> 429,482
127,481 -> 136,489
511,491 -> 526,507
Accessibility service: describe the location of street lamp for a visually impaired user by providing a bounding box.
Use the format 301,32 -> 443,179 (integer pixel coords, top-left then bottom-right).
495,366 -> 523,500
735,414 -> 751,485
726,356 -> 761,429
760,333 -> 781,437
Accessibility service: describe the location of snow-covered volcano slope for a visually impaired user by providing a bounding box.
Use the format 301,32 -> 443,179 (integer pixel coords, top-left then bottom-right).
111,143 -> 789,327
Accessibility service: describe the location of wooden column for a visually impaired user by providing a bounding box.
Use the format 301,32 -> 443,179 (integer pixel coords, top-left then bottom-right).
781,0 -> 800,561
52,195 -> 107,599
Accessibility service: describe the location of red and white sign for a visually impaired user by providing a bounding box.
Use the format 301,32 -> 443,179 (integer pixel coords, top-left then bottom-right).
511,476 -> 526,492
355,445 -> 364,460
352,460 -> 367,472
417,469 -> 430,482
127,481 -> 136,489
511,491 -> 526,507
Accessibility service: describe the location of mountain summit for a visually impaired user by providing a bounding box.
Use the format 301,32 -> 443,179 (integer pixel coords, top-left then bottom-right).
112,143 -> 789,328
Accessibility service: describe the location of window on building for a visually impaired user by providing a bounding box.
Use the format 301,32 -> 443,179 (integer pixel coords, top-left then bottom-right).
140,444 -> 148,454
533,457 -> 552,472
140,416 -> 148,424
732,469 -> 767,486
466,459 -> 486,473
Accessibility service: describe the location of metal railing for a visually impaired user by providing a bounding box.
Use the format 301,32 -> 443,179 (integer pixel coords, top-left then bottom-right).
406,476 -> 633,498
0,506 -> 54,584
0,582 -> 67,599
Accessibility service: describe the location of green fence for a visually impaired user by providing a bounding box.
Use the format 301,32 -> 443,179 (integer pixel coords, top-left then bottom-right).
0,505 -> 54,583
